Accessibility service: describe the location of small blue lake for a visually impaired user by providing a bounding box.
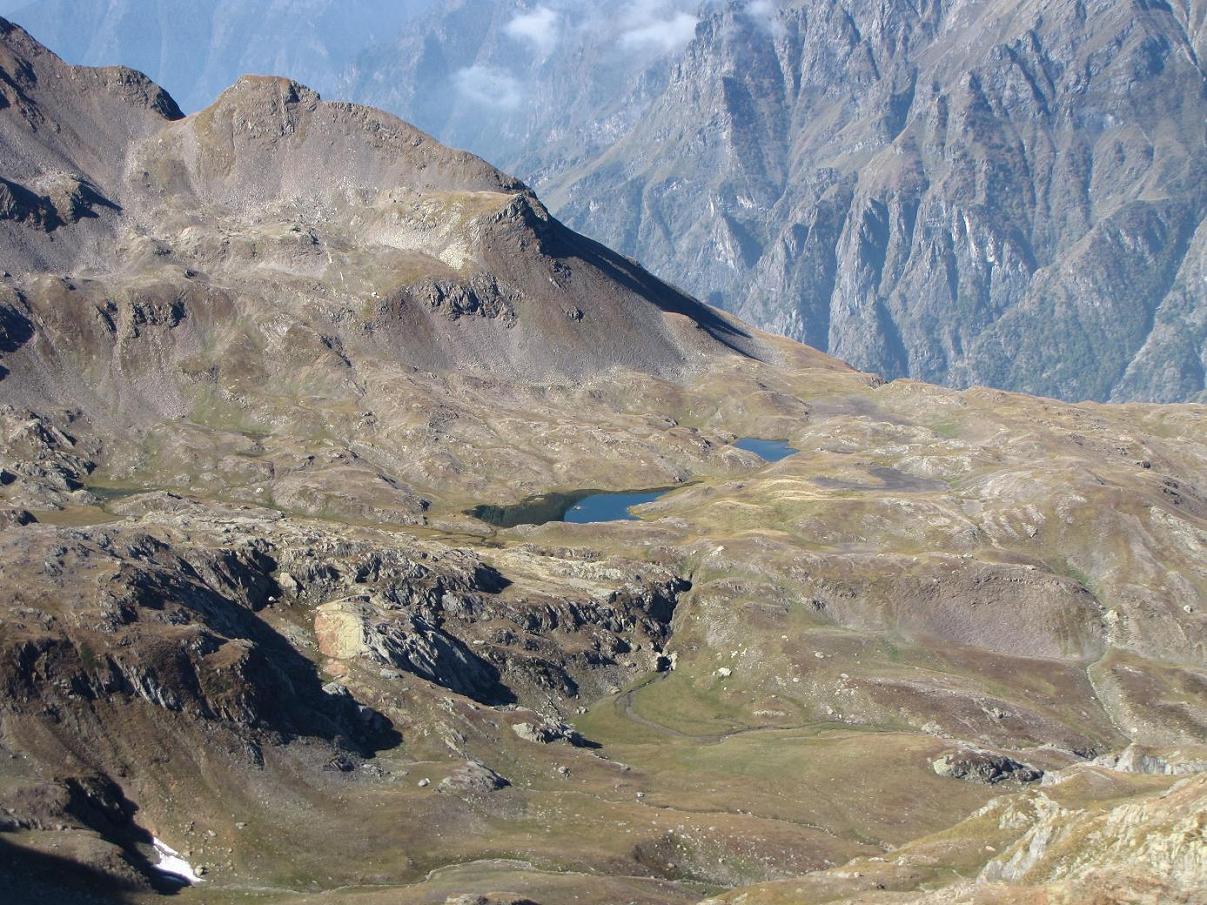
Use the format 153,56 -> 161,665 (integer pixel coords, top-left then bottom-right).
734,437 -> 798,462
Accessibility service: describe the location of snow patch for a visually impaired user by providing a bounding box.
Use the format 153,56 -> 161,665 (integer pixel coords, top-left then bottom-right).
152,837 -> 203,885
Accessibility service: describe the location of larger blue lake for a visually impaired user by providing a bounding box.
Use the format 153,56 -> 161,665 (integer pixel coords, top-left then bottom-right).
467,438 -> 799,528
563,489 -> 670,523
468,486 -> 678,528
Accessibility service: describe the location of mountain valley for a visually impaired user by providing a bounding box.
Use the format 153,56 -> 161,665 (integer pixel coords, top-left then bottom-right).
0,13 -> 1204,905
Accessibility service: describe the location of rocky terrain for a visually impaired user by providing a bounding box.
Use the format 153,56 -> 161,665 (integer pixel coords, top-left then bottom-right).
0,16 -> 1204,905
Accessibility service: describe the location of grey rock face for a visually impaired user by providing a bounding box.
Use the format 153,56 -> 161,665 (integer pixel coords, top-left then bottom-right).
1093,743 -> 1207,777
932,748 -> 1044,785
936,752 -> 1042,786
544,0 -> 1206,403
511,718 -> 584,746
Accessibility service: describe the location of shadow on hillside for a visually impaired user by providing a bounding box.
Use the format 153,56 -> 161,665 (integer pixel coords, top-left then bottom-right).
114,547 -> 403,757
0,831 -> 148,903
0,300 -> 34,380
550,220 -> 766,360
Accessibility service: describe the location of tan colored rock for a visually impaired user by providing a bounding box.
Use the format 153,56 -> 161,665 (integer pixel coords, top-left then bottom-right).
313,598 -> 371,661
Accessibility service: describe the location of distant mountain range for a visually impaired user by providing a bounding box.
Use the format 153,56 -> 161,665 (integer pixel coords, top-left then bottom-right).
8,0 -> 1204,402
536,0 -> 1207,404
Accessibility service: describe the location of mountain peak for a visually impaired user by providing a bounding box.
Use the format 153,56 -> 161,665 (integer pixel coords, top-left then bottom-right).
1,17 -> 772,401
1,15 -> 182,121
174,70 -> 525,207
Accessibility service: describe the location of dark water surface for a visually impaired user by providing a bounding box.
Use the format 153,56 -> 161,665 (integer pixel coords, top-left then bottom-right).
734,437 -> 798,462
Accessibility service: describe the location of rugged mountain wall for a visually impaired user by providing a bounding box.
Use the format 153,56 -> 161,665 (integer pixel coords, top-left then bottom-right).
546,0 -> 1207,403
339,0 -> 698,196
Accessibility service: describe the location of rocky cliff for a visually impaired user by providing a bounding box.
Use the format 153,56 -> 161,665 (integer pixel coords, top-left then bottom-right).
546,0 -> 1206,403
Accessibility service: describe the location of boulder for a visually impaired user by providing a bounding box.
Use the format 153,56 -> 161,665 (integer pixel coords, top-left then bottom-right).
438,761 -> 509,795
314,599 -> 371,660
0,508 -> 36,527
511,719 -> 584,746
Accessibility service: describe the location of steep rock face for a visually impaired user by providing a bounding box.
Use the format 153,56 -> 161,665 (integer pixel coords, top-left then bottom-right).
546,0 -> 1206,403
0,524 -> 377,738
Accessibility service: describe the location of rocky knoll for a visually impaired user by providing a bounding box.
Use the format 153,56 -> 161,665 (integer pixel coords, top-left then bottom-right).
706,768 -> 1207,904
0,17 -> 1203,905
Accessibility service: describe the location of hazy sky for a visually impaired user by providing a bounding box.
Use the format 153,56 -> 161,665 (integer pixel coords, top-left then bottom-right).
510,1 -> 704,54
1,0 -> 783,167
1,1 -> 733,110
3,0 -> 437,111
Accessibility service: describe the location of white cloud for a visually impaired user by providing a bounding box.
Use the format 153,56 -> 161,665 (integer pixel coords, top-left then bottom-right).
453,65 -> 524,110
618,1 -> 699,54
745,0 -> 784,35
505,6 -> 560,55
